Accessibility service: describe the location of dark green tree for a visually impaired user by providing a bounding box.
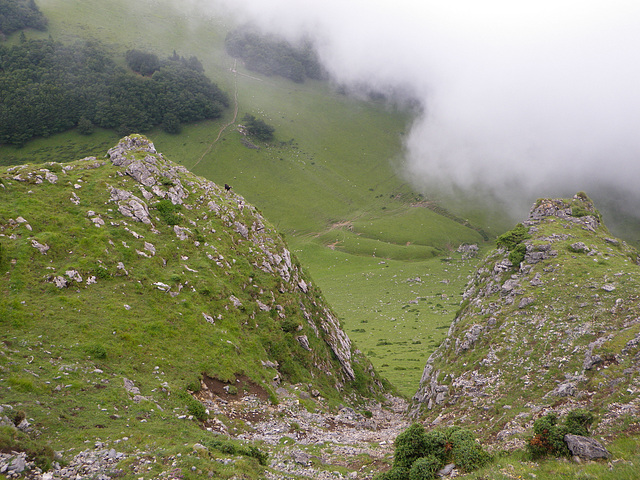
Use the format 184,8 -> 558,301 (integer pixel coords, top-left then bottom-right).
77,116 -> 94,135
242,114 -> 275,142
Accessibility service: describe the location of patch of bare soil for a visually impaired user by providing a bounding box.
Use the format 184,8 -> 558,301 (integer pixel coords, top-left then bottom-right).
198,374 -> 270,402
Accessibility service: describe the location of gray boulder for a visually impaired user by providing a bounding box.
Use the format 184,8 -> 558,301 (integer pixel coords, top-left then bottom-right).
564,434 -> 611,460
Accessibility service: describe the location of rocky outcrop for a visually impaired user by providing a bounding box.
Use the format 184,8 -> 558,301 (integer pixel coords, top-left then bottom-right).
413,194 -> 640,447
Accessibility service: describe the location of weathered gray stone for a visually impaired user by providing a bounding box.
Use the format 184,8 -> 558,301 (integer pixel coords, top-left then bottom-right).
123,378 -> 141,395
230,295 -> 243,308
570,242 -> 589,253
234,221 -> 249,239
437,463 -> 456,477
297,335 -> 312,351
564,434 -> 610,460
31,239 -> 50,254
518,296 -> 535,309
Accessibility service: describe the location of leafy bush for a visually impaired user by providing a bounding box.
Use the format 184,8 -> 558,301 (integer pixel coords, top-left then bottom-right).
391,423 -> 490,478
449,428 -> 491,472
496,223 -> 531,269
394,423 -> 430,469
528,413 -> 568,459
86,343 -> 107,359
243,114 -> 275,141
527,410 -> 596,459
565,409 -> 594,436
205,437 -> 268,466
508,243 -> 527,267
155,199 -> 181,225
409,455 -> 441,480
179,392 -> 207,421
496,223 -> 530,251
281,318 -> 300,333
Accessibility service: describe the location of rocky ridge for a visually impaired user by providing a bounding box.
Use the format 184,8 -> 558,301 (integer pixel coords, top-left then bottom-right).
0,136 -> 390,479
412,193 -> 640,449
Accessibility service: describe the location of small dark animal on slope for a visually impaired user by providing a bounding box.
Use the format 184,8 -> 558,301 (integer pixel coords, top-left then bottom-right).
224,184 -> 231,192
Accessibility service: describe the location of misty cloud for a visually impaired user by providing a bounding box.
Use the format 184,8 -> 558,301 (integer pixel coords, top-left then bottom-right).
212,0 -> 640,217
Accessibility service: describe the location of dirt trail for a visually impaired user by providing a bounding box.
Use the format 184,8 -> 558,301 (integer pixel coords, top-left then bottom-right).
191,60 -> 240,170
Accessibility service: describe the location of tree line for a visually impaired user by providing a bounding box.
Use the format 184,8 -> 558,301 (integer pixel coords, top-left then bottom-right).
0,39 -> 229,145
225,25 -> 325,83
0,0 -> 47,38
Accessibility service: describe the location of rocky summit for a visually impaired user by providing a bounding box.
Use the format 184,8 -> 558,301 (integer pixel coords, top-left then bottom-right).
412,193 -> 640,449
0,136 -> 392,479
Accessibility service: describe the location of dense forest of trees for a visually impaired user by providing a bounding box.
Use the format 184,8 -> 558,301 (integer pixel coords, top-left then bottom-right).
225,26 -> 324,83
0,39 -> 229,145
0,0 -> 47,37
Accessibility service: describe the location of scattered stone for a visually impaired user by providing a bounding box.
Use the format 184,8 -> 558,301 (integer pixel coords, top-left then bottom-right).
144,242 -> 156,255
437,463 -> 456,477
296,335 -> 312,351
564,434 -> 611,460
173,225 -> 191,240
123,378 -> 141,395
65,269 -> 83,283
457,244 -> 479,258
569,242 -> 589,253
518,296 -> 535,309
31,239 -> 50,254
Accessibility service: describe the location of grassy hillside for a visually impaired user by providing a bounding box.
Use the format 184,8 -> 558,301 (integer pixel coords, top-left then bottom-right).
0,0 -> 489,396
0,136 -> 387,478
413,194 -> 640,448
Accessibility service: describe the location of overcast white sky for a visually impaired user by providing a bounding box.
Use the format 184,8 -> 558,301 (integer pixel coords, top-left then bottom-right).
211,0 -> 640,216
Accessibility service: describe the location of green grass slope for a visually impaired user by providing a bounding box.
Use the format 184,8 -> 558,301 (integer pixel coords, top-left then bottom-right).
0,0 -> 491,396
0,135 -> 387,477
413,193 -> 640,448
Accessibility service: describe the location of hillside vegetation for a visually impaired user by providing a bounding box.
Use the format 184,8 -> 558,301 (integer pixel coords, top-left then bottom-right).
0,136 -> 389,478
0,0 -> 492,396
413,194 -> 640,450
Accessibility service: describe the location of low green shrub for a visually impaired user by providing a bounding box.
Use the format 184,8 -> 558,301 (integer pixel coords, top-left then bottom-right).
205,437 -> 268,465
0,425 -> 55,470
527,410 -> 595,459
496,223 -> 530,251
508,243 -> 527,267
391,423 -> 490,478
86,343 -> 107,359
449,428 -> 491,472
155,199 -> 182,225
281,318 -> 300,333
409,455 -> 441,480
394,423 -> 430,469
179,391 -> 207,421
565,409 -> 594,436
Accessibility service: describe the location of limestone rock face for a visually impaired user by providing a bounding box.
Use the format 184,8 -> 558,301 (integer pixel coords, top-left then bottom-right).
413,194 -> 640,447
